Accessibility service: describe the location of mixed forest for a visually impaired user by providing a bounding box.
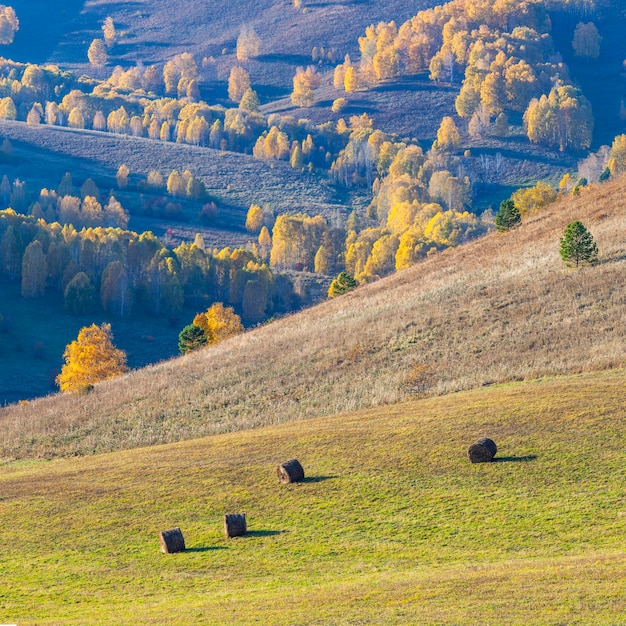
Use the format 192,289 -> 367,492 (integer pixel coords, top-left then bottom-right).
0,0 -> 624,401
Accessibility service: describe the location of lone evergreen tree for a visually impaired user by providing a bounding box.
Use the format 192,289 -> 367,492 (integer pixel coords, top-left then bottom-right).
178,324 -> 208,354
495,199 -> 521,232
328,272 -> 358,298
559,221 -> 598,267
64,272 -> 96,315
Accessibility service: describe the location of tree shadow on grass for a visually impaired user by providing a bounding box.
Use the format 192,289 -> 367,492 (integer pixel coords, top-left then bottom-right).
597,253 -> 626,265
301,475 -> 337,483
256,53 -> 312,65
493,455 -> 537,463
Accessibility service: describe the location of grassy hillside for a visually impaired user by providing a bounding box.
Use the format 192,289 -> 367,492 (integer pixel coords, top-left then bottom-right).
0,120 -> 364,225
1,171 -> 624,458
0,370 -> 625,624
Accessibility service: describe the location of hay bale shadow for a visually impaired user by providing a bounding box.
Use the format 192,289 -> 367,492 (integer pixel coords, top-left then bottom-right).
245,530 -> 284,538
301,475 -> 337,483
185,546 -> 227,553
493,455 -> 537,463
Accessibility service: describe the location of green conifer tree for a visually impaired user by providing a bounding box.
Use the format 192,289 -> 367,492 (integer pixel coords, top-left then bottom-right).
178,324 -> 208,354
495,199 -> 521,232
64,272 -> 96,314
328,272 -> 358,298
559,221 -> 598,267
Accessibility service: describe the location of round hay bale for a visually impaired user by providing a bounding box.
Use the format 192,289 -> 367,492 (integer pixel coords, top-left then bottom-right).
468,438 -> 497,463
224,513 -> 247,538
277,458 -> 305,483
159,527 -> 185,553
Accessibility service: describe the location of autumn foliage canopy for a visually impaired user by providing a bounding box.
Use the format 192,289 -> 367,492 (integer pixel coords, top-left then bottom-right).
56,323 -> 128,393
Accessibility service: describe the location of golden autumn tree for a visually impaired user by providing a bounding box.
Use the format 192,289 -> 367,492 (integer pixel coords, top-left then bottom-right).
0,96 -> 17,120
608,134 -> 626,176
239,87 -> 260,112
102,16 -> 116,48
26,104 -> 41,125
88,38 -> 107,67
434,116 -> 461,151
56,323 -> 128,393
228,66 -> 251,103
236,25 -> 261,61
572,22 -> 601,60
344,65 -> 359,92
313,245 -> 330,274
258,225 -> 271,261
0,5 -> 18,45
291,67 -> 320,107
245,204 -> 264,232
193,302 -> 243,344
116,164 -> 129,190
68,107 -> 85,129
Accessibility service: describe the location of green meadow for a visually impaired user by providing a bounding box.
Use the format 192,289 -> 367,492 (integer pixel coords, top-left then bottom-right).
1,369 -> 625,624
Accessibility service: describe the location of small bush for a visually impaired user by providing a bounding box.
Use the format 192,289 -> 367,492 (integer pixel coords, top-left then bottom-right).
332,98 -> 347,113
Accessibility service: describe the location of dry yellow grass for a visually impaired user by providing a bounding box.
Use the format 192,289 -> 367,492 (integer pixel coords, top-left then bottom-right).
1,176 -> 624,458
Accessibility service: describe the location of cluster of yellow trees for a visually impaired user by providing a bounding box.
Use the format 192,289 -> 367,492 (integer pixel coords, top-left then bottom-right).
342,143 -> 487,282
523,84 -> 593,151
178,302 -> 245,355
254,117 -> 626,288
0,210 -> 301,322
263,130 -> 626,287
0,172 -> 130,229
332,0 -> 596,151
250,131 -> 490,284
57,301 -> 246,393
0,165 -> 210,234
0,50 -> 359,175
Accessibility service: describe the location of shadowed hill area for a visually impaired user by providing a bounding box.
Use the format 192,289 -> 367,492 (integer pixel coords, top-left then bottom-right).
7,0 -> 436,86
1,172 -> 624,459
0,120 -> 362,221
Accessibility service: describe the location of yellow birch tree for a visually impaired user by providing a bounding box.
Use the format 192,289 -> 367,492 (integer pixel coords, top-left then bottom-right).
193,302 -> 243,344
56,323 -> 128,392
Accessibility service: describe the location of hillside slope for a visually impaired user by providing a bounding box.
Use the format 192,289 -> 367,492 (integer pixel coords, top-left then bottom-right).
1,173 -> 624,459
0,120 -> 362,222
1,370 -> 625,623
7,0 -> 435,87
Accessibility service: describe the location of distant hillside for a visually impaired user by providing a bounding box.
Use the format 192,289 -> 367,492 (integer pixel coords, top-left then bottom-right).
6,1 -> 626,146
7,0 -> 434,86
0,120 -> 362,224
1,369 -> 625,623
1,172 -> 624,459
3,0 -> 621,210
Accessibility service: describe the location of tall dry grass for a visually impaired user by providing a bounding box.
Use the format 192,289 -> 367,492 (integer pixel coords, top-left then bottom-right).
1,176 -> 625,459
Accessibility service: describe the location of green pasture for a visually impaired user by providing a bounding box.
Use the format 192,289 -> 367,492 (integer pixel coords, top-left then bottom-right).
1,370 -> 625,624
